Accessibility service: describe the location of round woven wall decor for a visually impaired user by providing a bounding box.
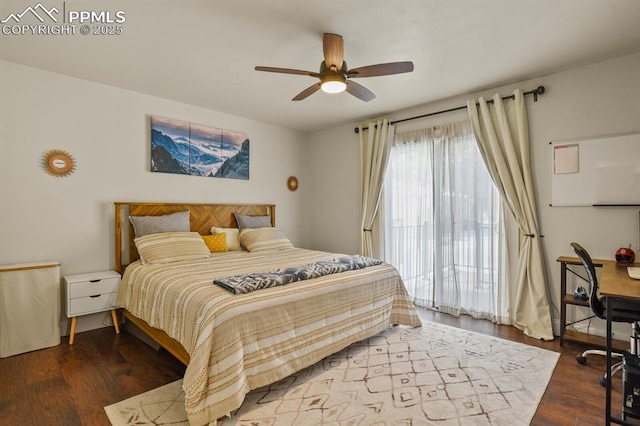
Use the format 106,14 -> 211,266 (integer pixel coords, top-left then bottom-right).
43,149 -> 76,177
287,176 -> 299,191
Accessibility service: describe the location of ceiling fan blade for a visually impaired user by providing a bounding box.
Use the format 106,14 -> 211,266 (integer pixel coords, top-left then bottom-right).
255,66 -> 319,78
345,81 -> 376,102
292,82 -> 321,101
323,33 -> 344,69
348,61 -> 414,78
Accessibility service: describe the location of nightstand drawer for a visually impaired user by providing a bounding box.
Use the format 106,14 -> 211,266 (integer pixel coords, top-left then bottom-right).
67,276 -> 119,298
68,292 -> 117,316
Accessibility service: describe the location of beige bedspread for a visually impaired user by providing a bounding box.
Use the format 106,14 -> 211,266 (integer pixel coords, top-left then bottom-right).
116,248 -> 421,425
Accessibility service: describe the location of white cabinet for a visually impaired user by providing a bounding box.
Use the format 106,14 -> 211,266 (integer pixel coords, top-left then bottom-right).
64,270 -> 121,344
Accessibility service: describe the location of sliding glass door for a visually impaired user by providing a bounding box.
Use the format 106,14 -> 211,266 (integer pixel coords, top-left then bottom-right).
384,121 -> 507,321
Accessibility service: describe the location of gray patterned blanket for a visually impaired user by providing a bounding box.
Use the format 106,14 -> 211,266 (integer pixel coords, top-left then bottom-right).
214,255 -> 384,294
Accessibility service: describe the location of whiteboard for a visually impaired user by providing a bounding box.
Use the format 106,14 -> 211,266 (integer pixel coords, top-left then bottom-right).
550,132 -> 640,206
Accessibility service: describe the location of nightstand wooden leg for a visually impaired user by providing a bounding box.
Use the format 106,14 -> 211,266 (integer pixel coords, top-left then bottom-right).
69,316 -> 77,345
111,309 -> 120,335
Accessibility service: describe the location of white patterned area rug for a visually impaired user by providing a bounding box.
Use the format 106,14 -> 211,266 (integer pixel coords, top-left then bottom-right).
105,321 -> 559,426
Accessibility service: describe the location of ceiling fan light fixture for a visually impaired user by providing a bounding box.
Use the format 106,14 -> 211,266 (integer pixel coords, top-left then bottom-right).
320,74 -> 346,93
255,33 -> 413,101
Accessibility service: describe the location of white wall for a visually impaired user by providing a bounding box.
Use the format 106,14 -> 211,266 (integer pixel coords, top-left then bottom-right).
306,123 -> 362,255
3,53 -> 639,340
308,53 -> 640,339
0,60 -> 310,334
531,53 -> 640,338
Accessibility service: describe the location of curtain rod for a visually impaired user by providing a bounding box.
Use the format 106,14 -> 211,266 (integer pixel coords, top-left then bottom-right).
354,85 -> 545,134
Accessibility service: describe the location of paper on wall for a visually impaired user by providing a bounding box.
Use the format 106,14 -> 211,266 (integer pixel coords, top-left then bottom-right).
553,144 -> 579,174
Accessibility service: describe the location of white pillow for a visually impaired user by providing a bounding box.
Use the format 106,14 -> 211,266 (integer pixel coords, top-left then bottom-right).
239,227 -> 294,252
135,232 -> 210,264
210,226 -> 241,251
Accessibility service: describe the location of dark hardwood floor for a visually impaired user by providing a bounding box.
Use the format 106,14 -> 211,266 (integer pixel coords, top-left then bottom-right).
0,324 -> 186,426
0,309 -> 630,425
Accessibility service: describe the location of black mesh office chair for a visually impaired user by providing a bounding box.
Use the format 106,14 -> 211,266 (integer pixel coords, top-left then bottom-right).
571,242 -> 640,386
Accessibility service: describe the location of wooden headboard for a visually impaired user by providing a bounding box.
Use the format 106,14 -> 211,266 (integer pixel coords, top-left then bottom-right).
114,202 -> 275,273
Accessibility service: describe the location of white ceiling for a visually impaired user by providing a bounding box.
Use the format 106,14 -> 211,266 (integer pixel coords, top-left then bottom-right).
1,0 -> 639,132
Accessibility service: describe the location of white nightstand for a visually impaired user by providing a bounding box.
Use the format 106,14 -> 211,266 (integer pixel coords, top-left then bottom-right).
64,270 -> 121,345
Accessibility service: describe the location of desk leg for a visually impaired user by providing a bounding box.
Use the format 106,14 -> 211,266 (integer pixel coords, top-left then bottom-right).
560,262 -> 567,346
606,297 -> 613,426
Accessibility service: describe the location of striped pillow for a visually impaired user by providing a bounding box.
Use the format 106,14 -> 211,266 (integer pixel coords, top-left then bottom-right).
135,232 -> 211,264
239,227 -> 294,252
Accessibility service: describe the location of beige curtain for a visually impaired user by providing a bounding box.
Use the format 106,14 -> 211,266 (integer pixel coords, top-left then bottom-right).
467,90 -> 554,341
358,119 -> 394,258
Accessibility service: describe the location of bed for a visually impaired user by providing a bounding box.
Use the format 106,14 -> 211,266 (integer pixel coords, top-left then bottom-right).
114,202 -> 421,425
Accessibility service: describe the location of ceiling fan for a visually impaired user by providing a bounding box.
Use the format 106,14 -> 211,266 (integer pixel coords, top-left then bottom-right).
255,33 -> 414,102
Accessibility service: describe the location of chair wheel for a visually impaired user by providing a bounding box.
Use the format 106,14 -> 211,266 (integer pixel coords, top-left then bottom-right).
598,376 -> 607,387
576,355 -> 587,364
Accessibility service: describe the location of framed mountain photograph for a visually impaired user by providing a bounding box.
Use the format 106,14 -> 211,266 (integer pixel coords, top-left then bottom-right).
150,116 -> 249,180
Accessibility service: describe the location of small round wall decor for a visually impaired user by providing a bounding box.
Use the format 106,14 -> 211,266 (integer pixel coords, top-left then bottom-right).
43,149 -> 76,177
287,176 -> 299,191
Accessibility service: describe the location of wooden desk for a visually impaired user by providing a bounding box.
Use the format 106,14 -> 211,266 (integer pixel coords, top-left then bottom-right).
557,257 -> 629,352
598,259 -> 640,425
600,260 -> 640,301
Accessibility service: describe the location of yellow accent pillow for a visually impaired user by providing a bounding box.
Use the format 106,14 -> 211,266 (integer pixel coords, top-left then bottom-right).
202,233 -> 228,253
